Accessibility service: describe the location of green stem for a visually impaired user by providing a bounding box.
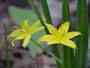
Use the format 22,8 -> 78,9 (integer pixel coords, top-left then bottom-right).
62,0 -> 70,21
76,0 -> 88,68
41,0 -> 52,24
28,0 -> 49,33
62,0 -> 74,68
51,46 -> 64,68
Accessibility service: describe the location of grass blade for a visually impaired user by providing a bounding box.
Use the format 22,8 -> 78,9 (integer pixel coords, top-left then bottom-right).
62,0 -> 74,68
28,0 -> 49,33
76,0 -> 88,68
41,0 -> 52,24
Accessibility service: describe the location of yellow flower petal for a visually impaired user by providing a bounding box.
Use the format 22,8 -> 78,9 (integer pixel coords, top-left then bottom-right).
20,20 -> 30,29
45,24 -> 57,34
65,32 -> 81,39
9,33 -> 26,47
40,35 -> 53,41
30,21 -> 44,33
48,41 -> 60,45
34,27 -> 43,33
58,22 -> 70,34
31,20 -> 41,28
40,35 -> 59,45
8,29 -> 23,38
22,35 -> 31,48
61,40 -> 76,48
11,39 -> 16,47
14,34 -> 26,40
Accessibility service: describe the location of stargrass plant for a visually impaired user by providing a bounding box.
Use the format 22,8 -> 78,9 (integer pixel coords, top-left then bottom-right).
8,0 -> 88,68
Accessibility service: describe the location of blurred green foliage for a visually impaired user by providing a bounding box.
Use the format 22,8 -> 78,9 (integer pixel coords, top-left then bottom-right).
9,7 -> 38,23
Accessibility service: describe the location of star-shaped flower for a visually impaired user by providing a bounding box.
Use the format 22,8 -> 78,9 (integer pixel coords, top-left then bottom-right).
8,20 -> 43,48
39,21 -> 81,48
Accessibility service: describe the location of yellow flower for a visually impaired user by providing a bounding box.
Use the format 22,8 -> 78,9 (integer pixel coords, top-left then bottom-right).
8,20 -> 43,48
39,21 -> 81,48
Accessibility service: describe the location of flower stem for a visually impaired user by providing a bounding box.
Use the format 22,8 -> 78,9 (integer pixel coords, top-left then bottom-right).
51,46 -> 64,68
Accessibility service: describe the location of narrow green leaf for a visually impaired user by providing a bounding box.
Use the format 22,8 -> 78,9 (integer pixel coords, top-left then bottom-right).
41,0 -> 52,24
62,0 -> 70,21
62,0 -> 74,68
51,45 -> 64,68
76,0 -> 88,68
28,0 -> 49,33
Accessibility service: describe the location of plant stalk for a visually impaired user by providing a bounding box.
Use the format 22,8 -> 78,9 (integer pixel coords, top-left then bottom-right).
62,0 -> 74,68
76,0 -> 88,68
